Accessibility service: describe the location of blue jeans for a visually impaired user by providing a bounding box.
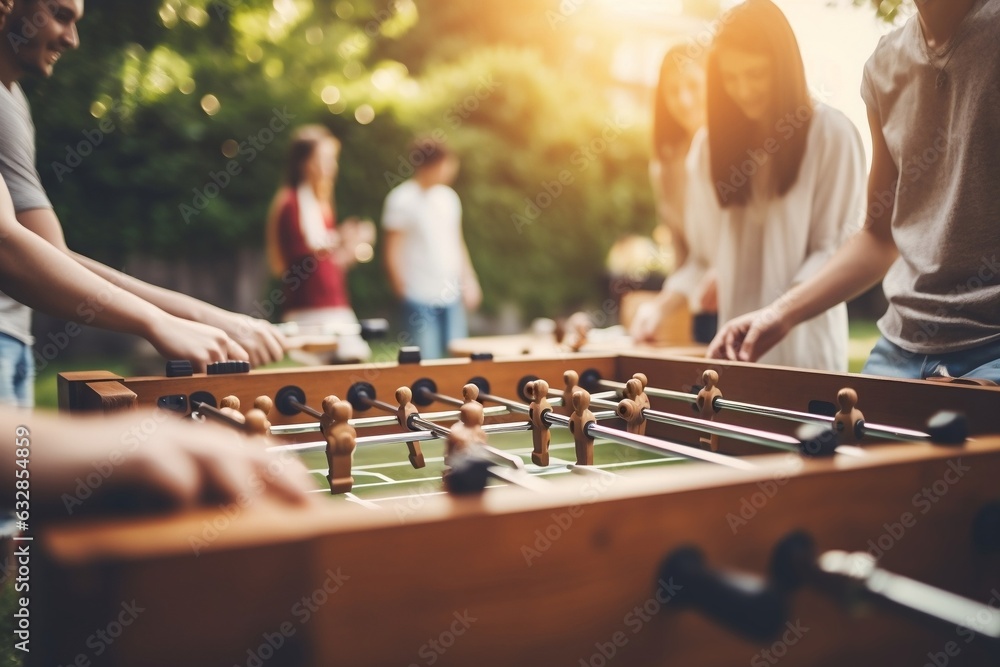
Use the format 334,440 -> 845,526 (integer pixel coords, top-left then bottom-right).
402,299 -> 467,360
0,333 -> 34,408
861,336 -> 1000,382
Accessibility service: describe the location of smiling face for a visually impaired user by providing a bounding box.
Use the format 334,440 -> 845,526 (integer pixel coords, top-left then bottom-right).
715,47 -> 773,124
4,0 -> 83,79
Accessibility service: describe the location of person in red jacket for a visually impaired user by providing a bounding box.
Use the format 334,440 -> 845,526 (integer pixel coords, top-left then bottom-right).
265,125 -> 374,363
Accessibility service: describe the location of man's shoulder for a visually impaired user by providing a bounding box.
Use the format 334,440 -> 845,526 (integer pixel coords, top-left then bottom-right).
385,179 -> 420,202
864,16 -> 918,76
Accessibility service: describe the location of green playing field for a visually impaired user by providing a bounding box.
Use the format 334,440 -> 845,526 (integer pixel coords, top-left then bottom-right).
299,426 -> 685,503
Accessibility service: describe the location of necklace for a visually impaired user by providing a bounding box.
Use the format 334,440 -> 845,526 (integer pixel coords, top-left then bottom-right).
918,5 -> 978,90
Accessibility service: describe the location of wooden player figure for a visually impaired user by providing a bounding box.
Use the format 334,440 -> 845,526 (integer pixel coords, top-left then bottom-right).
318,393 -> 340,438
617,398 -> 645,436
562,370 -> 580,415
569,389 -> 596,466
696,370 -> 722,451
396,386 -> 426,468
322,397 -> 357,494
243,409 -> 270,436
630,373 -> 651,412
446,402 -> 488,462
834,388 -> 865,444
527,379 -> 552,467
253,395 -> 273,415
622,377 -> 649,436
219,395 -> 244,423
252,395 -> 274,433
462,383 -> 481,406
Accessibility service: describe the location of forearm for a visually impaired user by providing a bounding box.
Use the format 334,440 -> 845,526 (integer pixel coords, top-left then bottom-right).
781,227 -> 897,326
0,227 -> 164,338
73,252 -> 214,322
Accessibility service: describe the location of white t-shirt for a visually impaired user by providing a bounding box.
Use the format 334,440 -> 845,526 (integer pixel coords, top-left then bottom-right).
382,180 -> 464,305
667,103 -> 865,371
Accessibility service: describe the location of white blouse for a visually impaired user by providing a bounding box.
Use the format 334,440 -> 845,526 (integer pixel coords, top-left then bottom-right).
667,103 -> 866,371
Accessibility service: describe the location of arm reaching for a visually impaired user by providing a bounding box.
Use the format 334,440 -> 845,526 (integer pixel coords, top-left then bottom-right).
13,206 -> 286,367
0,188 -> 247,372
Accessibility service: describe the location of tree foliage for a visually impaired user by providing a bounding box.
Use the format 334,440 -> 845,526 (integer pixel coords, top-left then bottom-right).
28,0 -> 903,322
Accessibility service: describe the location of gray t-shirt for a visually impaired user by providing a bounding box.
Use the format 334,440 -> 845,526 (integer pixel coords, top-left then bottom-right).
861,0 -> 1000,354
0,83 -> 52,346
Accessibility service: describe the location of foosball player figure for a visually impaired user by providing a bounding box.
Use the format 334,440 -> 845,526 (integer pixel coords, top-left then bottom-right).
396,386 -> 426,468
696,370 -> 722,451
219,395 -> 244,423
569,389 -> 596,466
527,379 -> 552,466
322,397 -> 357,494
445,402 -> 488,463
462,383 -> 481,406
834,388 -> 865,444
243,409 -> 270,436
562,370 -> 580,415
622,377 -> 649,436
617,398 -> 645,436
254,394 -> 274,417
252,395 -> 274,433
629,373 -> 651,410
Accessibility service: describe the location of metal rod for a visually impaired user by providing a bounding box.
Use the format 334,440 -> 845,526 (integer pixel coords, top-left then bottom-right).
355,389 -> 398,414
408,415 -> 524,470
819,550 -> 1000,640
596,378 -> 695,404
715,398 -> 931,442
268,420 -> 533,455
604,377 -> 930,445
287,397 -> 323,420
487,466 -> 550,492
585,422 -> 756,470
268,430 -> 436,454
268,406 -> 509,436
638,406 -> 800,452
414,386 -> 463,408
478,391 -> 526,413
481,391 -> 753,469
193,401 -> 249,430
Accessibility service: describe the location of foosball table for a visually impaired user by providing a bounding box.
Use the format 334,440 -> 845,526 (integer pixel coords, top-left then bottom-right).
38,353 -> 1000,666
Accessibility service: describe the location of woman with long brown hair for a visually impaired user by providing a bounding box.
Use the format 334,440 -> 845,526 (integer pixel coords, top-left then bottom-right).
265,125 -> 374,362
655,0 -> 864,370
630,44 -> 715,342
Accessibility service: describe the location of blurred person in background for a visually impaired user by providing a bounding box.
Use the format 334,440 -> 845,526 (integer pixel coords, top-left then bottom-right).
630,44 -> 716,343
265,125 -> 374,364
382,138 -> 481,360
